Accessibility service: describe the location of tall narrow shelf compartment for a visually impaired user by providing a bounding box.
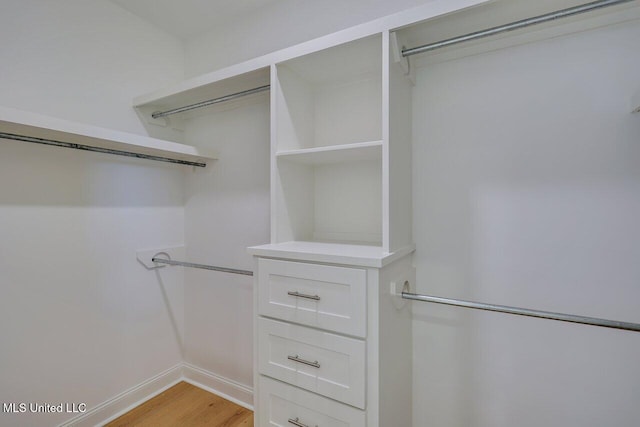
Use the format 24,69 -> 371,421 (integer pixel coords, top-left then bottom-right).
272,34 -> 389,247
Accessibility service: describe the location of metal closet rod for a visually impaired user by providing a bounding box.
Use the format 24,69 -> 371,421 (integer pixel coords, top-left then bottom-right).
0,132 -> 206,167
152,257 -> 254,276
401,291 -> 640,332
402,0 -> 634,57
152,254 -> 640,331
151,84 -> 271,119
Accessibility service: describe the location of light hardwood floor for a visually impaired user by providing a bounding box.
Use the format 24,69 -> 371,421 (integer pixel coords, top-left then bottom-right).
105,381 -> 253,426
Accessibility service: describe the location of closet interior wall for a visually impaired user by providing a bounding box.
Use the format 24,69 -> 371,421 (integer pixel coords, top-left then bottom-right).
4,0 -> 640,426
0,2 -> 185,427
408,13 -> 640,427
182,96 -> 270,395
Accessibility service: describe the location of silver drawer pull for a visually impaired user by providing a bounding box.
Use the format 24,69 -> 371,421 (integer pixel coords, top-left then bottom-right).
287,291 -> 320,301
288,417 -> 317,427
287,354 -> 321,368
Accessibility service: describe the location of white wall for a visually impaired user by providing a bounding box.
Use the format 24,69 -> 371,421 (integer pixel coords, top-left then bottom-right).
184,0 -> 431,76
0,1 -> 186,426
182,98 -> 271,398
0,0 -> 183,133
411,20 -> 640,426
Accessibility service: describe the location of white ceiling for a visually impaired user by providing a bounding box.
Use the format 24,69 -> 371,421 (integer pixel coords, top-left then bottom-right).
110,0 -> 282,40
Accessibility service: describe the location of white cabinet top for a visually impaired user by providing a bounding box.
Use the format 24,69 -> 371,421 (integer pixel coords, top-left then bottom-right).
248,241 -> 415,268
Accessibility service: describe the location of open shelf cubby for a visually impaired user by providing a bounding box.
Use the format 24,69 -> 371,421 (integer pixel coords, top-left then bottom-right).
275,34 -> 382,152
276,155 -> 382,245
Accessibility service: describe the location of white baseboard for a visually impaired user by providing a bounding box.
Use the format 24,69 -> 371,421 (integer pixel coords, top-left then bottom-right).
58,363 -> 253,426
182,362 -> 254,411
59,363 -> 183,427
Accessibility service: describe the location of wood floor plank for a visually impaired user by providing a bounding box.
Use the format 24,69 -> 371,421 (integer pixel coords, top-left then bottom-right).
105,381 -> 253,427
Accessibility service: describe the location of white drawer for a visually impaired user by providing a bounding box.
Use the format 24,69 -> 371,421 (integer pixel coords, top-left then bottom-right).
257,258 -> 367,337
259,317 -> 366,409
258,376 -> 366,427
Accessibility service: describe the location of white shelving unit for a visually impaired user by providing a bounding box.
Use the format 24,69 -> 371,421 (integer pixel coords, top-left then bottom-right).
0,106 -> 217,166
252,30 -> 416,427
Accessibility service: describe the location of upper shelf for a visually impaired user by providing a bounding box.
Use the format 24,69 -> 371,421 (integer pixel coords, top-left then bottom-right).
131,0 -> 491,117
133,66 -> 271,118
0,106 -> 217,166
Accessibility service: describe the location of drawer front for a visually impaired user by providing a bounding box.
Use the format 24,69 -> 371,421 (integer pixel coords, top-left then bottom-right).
258,376 -> 366,427
258,258 -> 367,337
259,317 -> 365,409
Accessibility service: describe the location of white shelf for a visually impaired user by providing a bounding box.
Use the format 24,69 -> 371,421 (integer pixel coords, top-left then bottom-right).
248,241 -> 415,268
131,0 -> 490,117
276,140 -> 382,164
0,106 -> 217,165
133,66 -> 270,114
